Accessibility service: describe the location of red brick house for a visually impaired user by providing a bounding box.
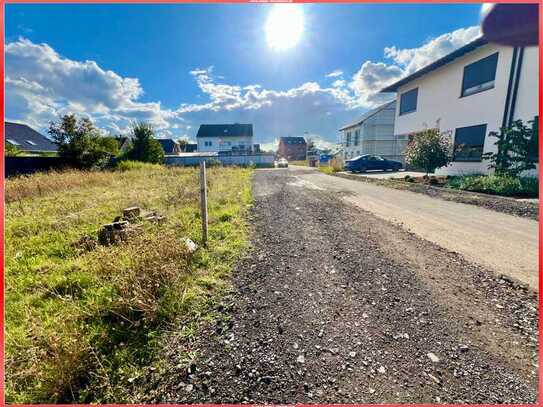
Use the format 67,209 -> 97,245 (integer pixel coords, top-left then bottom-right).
278,137 -> 307,160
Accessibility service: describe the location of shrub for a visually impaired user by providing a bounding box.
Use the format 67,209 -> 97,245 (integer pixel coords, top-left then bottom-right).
122,122 -> 164,164
5,143 -> 21,157
405,128 -> 451,175
483,119 -> 539,177
446,175 -> 538,197
48,114 -> 119,170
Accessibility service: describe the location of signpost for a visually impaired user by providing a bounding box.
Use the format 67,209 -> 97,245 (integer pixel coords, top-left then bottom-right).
199,160 -> 208,245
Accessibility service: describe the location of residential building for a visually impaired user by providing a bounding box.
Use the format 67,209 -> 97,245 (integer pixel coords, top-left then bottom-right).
183,143 -> 197,152
381,37 -> 539,175
339,101 -> 406,162
196,123 -> 254,153
5,122 -> 57,154
277,136 -> 307,160
157,138 -> 182,155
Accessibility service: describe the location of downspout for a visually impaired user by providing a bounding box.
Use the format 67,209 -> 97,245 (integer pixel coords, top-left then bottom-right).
502,47 -> 518,128
508,46 -> 525,126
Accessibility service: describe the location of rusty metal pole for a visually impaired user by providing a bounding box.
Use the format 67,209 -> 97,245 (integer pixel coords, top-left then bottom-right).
199,160 -> 208,245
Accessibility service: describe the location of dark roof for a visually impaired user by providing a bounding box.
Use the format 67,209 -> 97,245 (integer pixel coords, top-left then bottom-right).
5,122 -> 57,152
339,100 -> 396,131
380,37 -> 488,93
196,123 -> 253,138
157,138 -> 180,153
279,136 -> 307,145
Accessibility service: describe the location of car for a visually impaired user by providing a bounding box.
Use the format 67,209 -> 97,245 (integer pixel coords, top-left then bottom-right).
275,158 -> 288,168
345,155 -> 402,173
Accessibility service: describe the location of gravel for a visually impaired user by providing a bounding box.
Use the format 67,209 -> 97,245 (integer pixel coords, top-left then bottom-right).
137,169 -> 538,404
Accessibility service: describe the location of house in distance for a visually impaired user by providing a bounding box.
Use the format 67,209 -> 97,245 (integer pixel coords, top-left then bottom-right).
5,122 -> 57,154
278,136 -> 307,160
196,123 -> 255,153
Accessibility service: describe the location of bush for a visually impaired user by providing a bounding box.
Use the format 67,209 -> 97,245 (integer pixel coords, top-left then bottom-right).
48,114 -> 119,170
405,128 -> 451,174
446,175 -> 538,197
122,122 -> 164,164
5,143 -> 21,157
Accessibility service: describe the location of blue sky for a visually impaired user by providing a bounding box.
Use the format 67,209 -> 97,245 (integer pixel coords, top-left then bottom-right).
6,4 -> 483,149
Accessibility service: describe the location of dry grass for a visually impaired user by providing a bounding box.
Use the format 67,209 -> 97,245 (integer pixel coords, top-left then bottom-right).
5,163 -> 253,403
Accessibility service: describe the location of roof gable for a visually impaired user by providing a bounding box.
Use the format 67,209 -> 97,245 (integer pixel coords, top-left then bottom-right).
196,123 -> 253,138
339,100 -> 396,131
380,37 -> 488,93
5,122 -> 57,152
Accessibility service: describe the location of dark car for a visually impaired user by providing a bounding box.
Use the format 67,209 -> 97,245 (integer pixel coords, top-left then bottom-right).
345,155 -> 402,173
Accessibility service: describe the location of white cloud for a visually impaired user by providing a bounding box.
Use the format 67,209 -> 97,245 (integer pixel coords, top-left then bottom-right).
326,69 -> 343,78
5,37 -> 184,135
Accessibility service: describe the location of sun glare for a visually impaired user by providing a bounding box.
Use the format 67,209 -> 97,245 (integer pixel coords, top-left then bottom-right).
265,5 -> 304,51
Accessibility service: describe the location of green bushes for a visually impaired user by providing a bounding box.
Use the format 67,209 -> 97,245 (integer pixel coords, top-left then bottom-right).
48,114 -> 119,170
446,175 -> 538,197
121,122 -> 164,164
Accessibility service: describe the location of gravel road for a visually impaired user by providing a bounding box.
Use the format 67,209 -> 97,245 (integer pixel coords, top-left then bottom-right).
141,168 -> 538,404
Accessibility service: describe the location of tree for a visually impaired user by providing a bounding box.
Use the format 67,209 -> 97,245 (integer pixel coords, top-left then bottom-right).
48,114 -> 118,169
404,128 -> 451,175
483,119 -> 539,177
177,139 -> 188,152
124,122 -> 164,164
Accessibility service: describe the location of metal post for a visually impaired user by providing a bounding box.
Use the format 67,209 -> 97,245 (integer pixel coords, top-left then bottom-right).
199,160 -> 208,245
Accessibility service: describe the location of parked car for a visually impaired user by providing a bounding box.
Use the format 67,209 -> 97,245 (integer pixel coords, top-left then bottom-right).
275,158 -> 288,168
345,155 -> 402,173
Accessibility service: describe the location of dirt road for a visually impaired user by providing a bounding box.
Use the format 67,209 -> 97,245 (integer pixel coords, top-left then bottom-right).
295,167 -> 539,289
142,167 -> 538,404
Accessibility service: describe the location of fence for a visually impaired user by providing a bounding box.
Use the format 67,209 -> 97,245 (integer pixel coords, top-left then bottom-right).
5,156 -> 68,177
165,153 -> 275,168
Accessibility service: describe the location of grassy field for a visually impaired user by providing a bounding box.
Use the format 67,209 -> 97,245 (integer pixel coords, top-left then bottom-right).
5,163 -> 253,403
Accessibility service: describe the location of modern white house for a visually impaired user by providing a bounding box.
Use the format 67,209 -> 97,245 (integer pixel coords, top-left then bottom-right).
381,37 -> 539,175
196,123 -> 254,153
339,101 -> 407,162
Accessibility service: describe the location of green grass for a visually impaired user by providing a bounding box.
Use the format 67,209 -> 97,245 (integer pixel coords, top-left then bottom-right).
445,174 -> 539,198
5,164 -> 253,403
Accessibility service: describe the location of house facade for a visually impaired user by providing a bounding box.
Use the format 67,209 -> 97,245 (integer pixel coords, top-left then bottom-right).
5,122 -> 57,154
381,38 -> 539,175
339,101 -> 407,162
196,123 -> 254,153
277,137 -> 307,160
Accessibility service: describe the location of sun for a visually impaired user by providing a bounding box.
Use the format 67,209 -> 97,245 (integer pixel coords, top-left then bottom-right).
265,4 -> 304,51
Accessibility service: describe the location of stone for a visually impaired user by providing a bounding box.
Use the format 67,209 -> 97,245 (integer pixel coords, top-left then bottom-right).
182,238 -> 198,254
123,206 -> 141,219
378,366 -> 386,374
427,352 -> 440,363
297,354 -> 305,364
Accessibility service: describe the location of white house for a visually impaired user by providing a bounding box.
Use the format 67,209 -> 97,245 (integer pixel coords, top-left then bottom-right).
381,37 -> 539,175
196,123 -> 254,153
339,101 -> 407,162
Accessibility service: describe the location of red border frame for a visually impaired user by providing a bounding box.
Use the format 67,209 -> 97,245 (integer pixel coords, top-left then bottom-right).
0,1 -> 540,406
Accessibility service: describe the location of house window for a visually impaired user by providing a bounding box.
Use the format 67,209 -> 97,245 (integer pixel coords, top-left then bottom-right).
399,88 -> 418,115
461,52 -> 499,97
453,124 -> 487,162
204,141 -> 212,147
7,139 -> 20,146
346,132 -> 351,147
354,130 -> 360,146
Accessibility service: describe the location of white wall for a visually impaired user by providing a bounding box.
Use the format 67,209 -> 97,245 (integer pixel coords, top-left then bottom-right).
393,43 -> 539,176
197,135 -> 253,152
341,103 -> 398,160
